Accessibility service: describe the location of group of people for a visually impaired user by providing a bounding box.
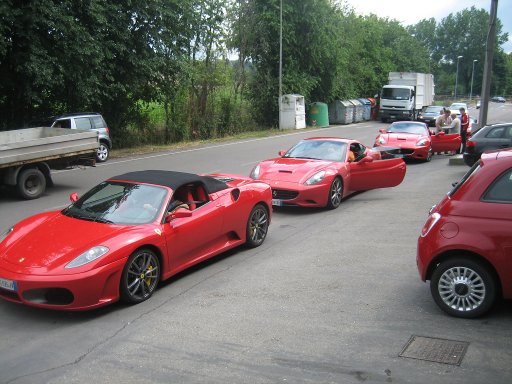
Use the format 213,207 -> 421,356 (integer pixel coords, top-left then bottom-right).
435,106 -> 470,152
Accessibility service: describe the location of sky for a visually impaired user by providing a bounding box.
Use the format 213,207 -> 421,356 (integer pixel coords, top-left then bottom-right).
344,0 -> 512,53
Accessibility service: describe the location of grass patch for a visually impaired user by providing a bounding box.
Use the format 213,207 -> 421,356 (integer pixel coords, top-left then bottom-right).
110,126 -> 323,159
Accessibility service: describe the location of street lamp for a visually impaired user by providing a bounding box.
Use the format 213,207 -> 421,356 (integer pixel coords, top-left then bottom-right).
454,55 -> 463,99
470,59 -> 478,103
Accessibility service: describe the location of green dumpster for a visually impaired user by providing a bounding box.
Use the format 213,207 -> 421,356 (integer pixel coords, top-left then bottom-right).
306,102 -> 329,127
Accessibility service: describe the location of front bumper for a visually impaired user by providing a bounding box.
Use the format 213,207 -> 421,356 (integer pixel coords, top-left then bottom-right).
0,258 -> 126,311
269,180 -> 330,208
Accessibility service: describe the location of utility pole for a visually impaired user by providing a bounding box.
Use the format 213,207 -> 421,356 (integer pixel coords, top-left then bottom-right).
478,0 -> 498,131
470,60 -> 478,103
278,0 -> 283,129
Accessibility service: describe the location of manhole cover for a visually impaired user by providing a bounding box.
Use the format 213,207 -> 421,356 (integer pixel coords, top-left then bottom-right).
399,335 -> 469,365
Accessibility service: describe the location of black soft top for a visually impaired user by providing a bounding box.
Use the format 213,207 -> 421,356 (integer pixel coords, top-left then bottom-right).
110,170 -> 229,193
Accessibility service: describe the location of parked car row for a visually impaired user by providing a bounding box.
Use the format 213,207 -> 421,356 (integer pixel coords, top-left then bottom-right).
1,121 -> 511,319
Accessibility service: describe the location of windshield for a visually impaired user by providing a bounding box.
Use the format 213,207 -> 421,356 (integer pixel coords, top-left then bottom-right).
424,106 -> 442,113
387,123 -> 428,135
284,140 -> 347,162
449,161 -> 481,197
381,88 -> 411,100
63,181 -> 168,225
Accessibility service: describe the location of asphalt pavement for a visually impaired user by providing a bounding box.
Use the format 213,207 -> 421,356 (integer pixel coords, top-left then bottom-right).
0,103 -> 511,384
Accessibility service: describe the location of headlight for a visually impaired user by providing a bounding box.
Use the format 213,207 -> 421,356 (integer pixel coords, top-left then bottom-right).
65,246 -> 109,269
377,136 -> 386,145
304,171 -> 326,185
0,227 -> 14,244
416,138 -> 428,146
250,164 -> 260,179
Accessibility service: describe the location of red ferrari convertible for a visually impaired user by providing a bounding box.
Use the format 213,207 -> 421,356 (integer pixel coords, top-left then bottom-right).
250,137 -> 406,209
0,170 -> 271,311
374,121 -> 462,161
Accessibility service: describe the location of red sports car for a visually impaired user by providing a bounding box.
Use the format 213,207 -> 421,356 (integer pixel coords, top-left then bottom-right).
417,149 -> 512,318
0,170 -> 271,311
250,137 -> 406,209
374,121 -> 461,161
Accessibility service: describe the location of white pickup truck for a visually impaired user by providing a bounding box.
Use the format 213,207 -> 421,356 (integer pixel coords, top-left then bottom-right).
0,127 -> 98,199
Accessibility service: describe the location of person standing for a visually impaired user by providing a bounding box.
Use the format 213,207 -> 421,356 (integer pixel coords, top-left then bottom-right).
459,107 -> 470,153
446,112 -> 461,134
435,108 -> 451,134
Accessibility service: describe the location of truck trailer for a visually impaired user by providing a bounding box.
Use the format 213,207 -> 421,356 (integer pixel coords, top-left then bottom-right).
379,72 -> 435,122
0,127 -> 98,199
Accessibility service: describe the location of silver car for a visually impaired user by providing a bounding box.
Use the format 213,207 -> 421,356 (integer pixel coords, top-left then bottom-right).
51,112 -> 112,162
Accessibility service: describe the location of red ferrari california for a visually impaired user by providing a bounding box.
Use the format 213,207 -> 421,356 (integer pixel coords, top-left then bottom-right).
0,170 -> 271,311
250,137 -> 406,209
374,121 -> 461,161
417,149 -> 512,318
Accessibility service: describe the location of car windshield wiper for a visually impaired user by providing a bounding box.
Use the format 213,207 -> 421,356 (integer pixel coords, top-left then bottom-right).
293,156 -> 319,160
64,211 -> 95,222
93,217 -> 115,224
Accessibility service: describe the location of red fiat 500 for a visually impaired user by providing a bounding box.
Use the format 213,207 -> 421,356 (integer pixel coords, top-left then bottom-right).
417,149 -> 512,318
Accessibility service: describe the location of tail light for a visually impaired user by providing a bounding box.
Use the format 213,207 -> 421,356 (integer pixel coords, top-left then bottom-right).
466,140 -> 475,151
106,127 -> 110,135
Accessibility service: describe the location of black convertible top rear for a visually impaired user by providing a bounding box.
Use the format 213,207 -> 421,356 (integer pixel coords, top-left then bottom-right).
110,170 -> 229,193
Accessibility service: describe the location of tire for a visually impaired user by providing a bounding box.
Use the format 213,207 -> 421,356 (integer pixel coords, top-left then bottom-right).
120,249 -> 160,304
246,204 -> 269,248
425,147 -> 433,162
96,142 -> 109,162
326,177 -> 343,209
430,258 -> 496,318
17,168 -> 46,200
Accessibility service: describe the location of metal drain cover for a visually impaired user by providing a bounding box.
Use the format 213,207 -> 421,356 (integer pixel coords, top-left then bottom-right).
399,335 -> 469,365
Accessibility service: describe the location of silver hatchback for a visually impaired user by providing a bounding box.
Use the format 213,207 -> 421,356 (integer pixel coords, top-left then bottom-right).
51,113 -> 112,162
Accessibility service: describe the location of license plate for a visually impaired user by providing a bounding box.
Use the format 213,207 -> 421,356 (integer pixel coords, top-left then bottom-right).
271,199 -> 283,206
0,277 -> 16,292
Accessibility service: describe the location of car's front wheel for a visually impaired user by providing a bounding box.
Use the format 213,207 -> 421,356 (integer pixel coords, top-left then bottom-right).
425,147 -> 433,162
246,204 -> 269,248
326,177 -> 343,209
120,248 -> 160,304
430,258 -> 496,318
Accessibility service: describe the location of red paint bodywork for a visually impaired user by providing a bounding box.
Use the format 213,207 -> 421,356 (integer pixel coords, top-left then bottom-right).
374,121 -> 461,160
253,137 -> 406,208
417,149 -> 512,298
0,174 -> 272,311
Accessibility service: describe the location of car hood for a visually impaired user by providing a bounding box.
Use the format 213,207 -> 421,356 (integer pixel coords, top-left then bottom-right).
258,158 -> 332,183
383,133 -> 423,146
0,211 -> 127,273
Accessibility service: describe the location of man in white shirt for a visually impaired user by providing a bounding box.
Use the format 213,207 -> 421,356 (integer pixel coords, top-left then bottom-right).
445,112 -> 461,134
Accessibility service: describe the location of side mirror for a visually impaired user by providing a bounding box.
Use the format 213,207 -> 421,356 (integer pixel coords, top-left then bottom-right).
165,208 -> 192,222
379,128 -> 386,133
278,150 -> 286,157
70,192 -> 79,202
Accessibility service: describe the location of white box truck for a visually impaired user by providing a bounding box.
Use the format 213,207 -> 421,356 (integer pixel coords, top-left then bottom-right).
379,72 -> 435,122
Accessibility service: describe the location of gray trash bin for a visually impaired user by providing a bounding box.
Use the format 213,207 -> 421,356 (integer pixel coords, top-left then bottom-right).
357,98 -> 371,121
328,100 -> 354,124
349,99 -> 363,123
